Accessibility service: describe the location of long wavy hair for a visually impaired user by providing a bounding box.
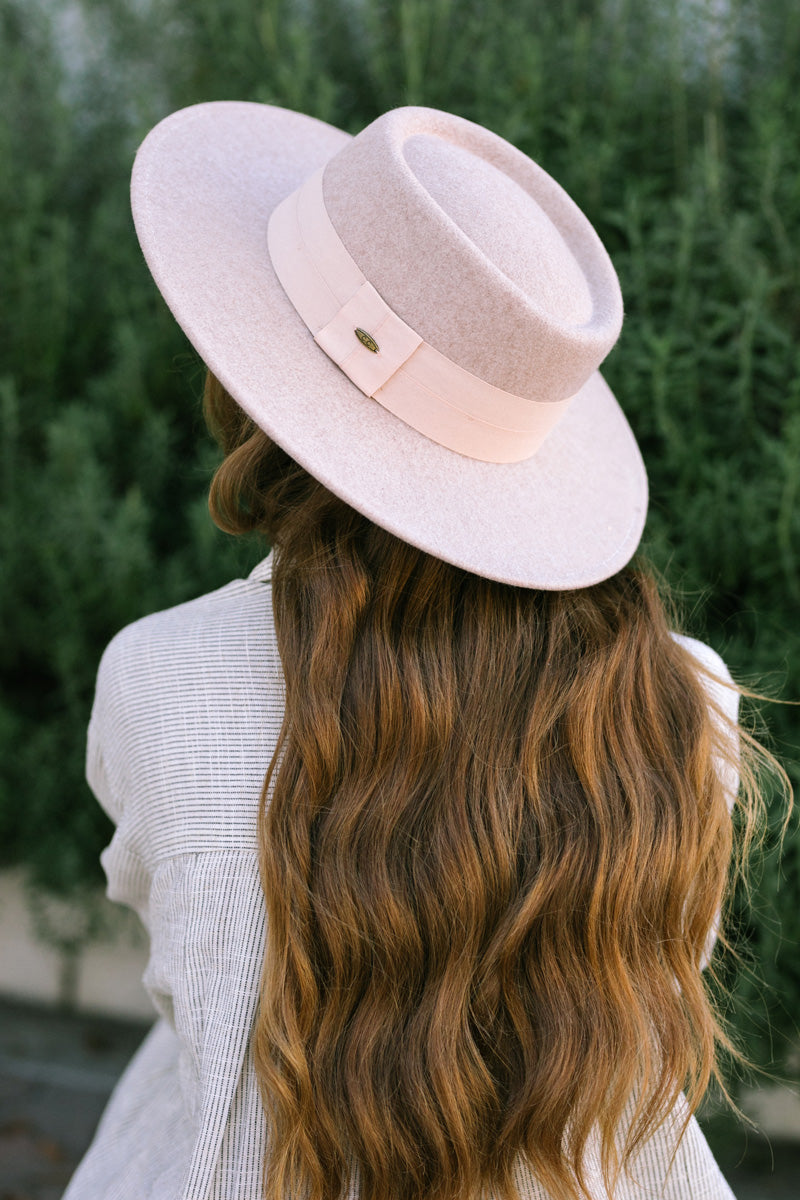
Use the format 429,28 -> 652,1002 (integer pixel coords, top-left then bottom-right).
203,372 -> 775,1200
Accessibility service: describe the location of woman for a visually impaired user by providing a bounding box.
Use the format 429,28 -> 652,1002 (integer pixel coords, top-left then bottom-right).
65,102 -> 765,1200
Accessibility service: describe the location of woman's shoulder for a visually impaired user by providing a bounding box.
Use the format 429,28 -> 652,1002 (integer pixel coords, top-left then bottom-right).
670,632 -> 731,677
96,551 -> 274,685
88,551 -> 279,776
669,631 -> 739,727
86,551 -> 281,846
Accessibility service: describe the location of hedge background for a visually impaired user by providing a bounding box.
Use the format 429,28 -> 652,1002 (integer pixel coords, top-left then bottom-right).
1,0 -> 798,1087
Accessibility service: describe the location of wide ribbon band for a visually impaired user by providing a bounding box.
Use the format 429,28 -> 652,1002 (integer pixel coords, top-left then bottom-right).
267,167 -> 575,463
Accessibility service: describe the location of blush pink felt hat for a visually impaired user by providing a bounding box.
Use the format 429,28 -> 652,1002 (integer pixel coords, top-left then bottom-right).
131,101 -> 647,589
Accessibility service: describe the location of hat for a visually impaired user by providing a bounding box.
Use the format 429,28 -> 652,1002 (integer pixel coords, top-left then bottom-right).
131,101 -> 647,589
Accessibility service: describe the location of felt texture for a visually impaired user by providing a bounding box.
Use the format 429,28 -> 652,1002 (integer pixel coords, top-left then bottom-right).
130,101 -> 647,589
323,108 -> 621,401
267,167 -> 576,462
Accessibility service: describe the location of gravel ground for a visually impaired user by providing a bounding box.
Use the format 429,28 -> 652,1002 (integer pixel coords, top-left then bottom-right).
0,998 -> 797,1199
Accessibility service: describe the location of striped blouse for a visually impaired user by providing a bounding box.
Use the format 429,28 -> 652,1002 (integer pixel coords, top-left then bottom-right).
63,551 -> 738,1199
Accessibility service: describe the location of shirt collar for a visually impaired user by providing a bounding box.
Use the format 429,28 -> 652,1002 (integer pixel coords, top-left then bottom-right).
247,548 -> 273,582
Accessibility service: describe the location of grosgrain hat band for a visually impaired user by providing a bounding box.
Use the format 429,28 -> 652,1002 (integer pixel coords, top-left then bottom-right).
267,168 -> 575,464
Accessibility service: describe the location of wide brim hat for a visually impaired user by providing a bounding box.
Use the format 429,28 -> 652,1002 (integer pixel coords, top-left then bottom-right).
131,101 -> 647,589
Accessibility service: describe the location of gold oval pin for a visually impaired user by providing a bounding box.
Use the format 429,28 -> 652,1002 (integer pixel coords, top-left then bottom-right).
354,328 -> 380,353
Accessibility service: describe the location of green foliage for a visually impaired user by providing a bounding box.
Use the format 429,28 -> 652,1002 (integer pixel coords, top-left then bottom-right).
1,0 -> 798,1075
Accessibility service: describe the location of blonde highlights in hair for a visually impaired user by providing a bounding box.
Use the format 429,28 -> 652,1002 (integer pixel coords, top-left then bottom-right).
204,373 -> 777,1200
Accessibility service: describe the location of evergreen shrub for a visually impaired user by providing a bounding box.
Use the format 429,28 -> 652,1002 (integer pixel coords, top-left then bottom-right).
1,0 -> 798,1078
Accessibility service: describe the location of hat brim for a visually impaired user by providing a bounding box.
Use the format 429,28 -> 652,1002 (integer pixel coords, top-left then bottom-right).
131,101 -> 647,589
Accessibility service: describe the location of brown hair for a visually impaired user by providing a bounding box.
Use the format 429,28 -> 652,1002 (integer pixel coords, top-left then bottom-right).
204,373 -> 778,1200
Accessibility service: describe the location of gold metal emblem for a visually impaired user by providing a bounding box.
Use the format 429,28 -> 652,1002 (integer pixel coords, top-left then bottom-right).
355,328 -> 380,353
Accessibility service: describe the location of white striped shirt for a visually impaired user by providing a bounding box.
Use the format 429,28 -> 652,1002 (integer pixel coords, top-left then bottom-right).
63,552 -> 738,1199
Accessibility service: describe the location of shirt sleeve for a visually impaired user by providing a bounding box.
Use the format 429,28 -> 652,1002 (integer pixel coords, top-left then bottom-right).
671,634 -> 741,970
674,634 -> 741,813
86,644 -> 125,826
85,732 -> 119,827
86,634 -> 153,926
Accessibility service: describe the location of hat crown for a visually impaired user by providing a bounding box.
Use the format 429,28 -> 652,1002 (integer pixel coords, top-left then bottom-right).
404,134 -> 593,326
322,107 -> 623,404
